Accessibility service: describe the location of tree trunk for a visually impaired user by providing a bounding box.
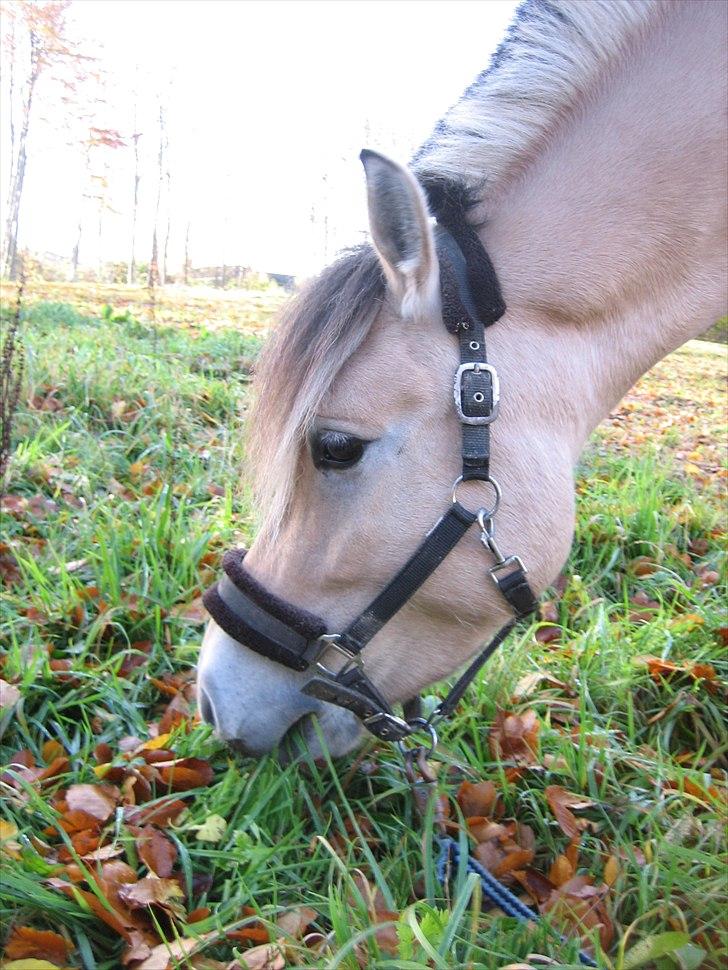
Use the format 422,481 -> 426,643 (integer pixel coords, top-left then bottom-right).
2,28 -> 40,281
147,106 -> 165,289
183,221 -> 191,285
128,121 -> 141,285
71,142 -> 92,282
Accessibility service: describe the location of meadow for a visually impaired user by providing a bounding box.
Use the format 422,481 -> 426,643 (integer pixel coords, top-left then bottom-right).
0,284 -> 726,970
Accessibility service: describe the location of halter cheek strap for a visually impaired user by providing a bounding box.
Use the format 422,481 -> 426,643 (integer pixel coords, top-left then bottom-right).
203,213 -> 539,744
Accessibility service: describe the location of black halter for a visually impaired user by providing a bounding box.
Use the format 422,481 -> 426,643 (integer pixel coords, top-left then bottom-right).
203,201 -> 538,744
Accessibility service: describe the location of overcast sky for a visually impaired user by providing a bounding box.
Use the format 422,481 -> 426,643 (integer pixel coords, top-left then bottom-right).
8,0 -> 518,277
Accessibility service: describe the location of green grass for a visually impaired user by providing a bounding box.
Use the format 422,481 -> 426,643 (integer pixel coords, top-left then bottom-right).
1,296 -> 726,970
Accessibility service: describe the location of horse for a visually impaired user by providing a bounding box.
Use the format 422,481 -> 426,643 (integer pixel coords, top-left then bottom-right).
198,0 -> 727,759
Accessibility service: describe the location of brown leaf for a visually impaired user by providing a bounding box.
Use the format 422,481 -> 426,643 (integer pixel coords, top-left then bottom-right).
544,786 -> 594,839
275,905 -> 317,939
171,595 -> 207,624
512,868 -> 556,904
548,854 -> 575,887
136,827 -> 177,877
47,876 -> 136,939
66,783 -> 119,821
603,855 -> 619,886
4,925 -> 74,965
489,709 -> 540,765
158,758 -> 214,792
118,874 -> 185,916
628,556 -> 660,576
0,678 -> 21,707
235,942 -> 286,969
124,797 -> 187,827
134,932 -> 215,970
456,780 -> 498,818
540,875 -> 614,953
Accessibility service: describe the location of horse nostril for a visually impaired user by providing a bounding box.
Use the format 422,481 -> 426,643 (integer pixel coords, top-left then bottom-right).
198,688 -> 216,729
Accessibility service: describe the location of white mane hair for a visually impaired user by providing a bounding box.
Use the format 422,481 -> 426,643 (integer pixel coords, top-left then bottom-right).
413,0 -> 662,197
250,0 -> 666,538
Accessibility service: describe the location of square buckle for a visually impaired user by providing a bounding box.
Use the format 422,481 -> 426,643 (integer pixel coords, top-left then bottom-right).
453,362 -> 499,425
490,555 -> 526,584
306,634 -> 362,677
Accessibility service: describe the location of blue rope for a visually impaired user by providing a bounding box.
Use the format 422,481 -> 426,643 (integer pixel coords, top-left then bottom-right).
436,836 -> 598,967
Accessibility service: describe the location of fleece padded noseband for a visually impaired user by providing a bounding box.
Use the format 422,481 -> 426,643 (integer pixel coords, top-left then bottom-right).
203,197 -> 538,743
203,550 -> 327,672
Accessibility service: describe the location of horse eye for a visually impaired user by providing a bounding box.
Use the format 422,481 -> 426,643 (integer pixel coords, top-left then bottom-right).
312,430 -> 366,470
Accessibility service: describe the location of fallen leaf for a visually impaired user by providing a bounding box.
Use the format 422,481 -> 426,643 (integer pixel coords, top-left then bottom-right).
136,827 -> 177,877
157,758 -> 214,792
193,813 -> 226,842
0,819 -> 22,859
456,780 -> 498,818
171,596 -> 207,624
0,679 -> 21,707
3,926 -> 73,966
622,931 -> 691,969
135,932 -> 215,970
603,855 -> 619,886
489,709 -> 540,765
235,942 -> 286,970
118,875 -> 185,917
275,905 -> 317,938
544,786 -> 594,839
65,783 -> 119,822
540,874 -> 614,953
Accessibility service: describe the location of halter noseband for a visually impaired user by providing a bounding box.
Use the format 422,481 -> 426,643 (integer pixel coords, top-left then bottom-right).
203,194 -> 538,744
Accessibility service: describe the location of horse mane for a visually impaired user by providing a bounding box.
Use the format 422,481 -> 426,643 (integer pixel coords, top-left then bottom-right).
248,246 -> 385,538
248,0 -> 661,535
413,0 -> 661,195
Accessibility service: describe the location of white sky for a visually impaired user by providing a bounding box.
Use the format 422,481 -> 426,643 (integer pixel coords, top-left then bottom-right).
6,0 -> 518,277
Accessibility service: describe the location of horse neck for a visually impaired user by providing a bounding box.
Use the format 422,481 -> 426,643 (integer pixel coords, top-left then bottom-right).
479,0 -> 726,452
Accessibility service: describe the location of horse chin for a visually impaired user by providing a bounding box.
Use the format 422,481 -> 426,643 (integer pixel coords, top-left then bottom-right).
279,707 -> 365,765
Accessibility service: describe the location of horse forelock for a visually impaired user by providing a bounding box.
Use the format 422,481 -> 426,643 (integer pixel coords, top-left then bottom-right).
248,246 -> 385,538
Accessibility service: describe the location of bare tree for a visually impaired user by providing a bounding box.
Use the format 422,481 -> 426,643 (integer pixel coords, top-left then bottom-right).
147,104 -> 165,288
127,101 -> 142,285
1,1 -> 92,279
183,220 -> 191,285
71,127 -> 124,281
0,267 -> 25,498
161,125 -> 171,285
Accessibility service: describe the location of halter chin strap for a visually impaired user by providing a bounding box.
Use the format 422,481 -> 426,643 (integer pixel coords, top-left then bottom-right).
202,220 -> 538,744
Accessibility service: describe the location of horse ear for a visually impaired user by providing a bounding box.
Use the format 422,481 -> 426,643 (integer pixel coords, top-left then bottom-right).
360,149 -> 438,317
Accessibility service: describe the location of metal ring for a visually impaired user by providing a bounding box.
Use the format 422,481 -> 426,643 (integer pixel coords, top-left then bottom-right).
396,717 -> 438,758
451,475 -> 502,519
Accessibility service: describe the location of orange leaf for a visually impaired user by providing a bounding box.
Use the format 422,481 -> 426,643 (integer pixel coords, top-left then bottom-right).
544,786 -> 593,839
603,855 -> 619,886
117,875 -> 185,915
65,783 -> 119,822
41,739 -> 65,762
456,780 -> 498,818
136,826 -> 177,877
488,709 -> 540,765
275,905 -> 317,938
158,758 -> 213,792
548,854 -> 574,887
4,925 -> 73,965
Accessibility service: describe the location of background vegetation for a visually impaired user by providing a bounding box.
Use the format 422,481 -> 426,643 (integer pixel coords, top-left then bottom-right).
0,285 -> 725,970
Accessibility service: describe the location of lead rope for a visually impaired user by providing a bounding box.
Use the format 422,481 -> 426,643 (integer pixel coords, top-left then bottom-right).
403,747 -> 599,967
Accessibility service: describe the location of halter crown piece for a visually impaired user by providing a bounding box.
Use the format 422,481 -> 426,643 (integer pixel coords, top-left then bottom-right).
202,180 -> 539,744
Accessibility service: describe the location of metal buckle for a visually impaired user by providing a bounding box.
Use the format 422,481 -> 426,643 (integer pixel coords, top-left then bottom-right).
453,362 -> 500,425
362,711 -> 413,742
490,555 -> 527,584
309,633 -> 362,677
